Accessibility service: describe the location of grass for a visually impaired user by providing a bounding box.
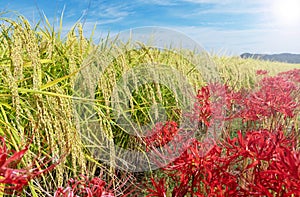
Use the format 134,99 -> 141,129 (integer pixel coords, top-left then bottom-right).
0,13 -> 299,196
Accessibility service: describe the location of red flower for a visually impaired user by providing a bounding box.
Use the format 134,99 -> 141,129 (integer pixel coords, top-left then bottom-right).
225,129 -> 300,195
0,136 -> 59,193
191,86 -> 212,127
143,121 -> 179,150
146,128 -> 300,196
54,173 -> 135,197
144,70 -> 300,196
146,178 -> 167,197
256,70 -> 268,75
234,75 -> 298,121
54,175 -> 114,197
278,68 -> 300,84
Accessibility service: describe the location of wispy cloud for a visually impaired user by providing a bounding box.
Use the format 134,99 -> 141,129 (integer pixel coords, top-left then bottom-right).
136,0 -> 177,6
178,1 -> 267,16
179,0 -> 240,5
91,4 -> 132,18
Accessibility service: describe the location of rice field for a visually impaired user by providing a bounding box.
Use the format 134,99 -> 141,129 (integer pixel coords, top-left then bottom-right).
0,13 -> 299,196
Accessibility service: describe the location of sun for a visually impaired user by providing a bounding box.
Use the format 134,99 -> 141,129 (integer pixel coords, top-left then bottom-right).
271,0 -> 300,26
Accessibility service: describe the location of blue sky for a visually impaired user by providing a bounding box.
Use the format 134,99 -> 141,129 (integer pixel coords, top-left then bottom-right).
1,0 -> 300,55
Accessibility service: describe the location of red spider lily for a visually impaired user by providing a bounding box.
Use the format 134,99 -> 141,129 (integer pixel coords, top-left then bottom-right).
234,75 -> 298,121
143,121 -> 179,150
146,178 -> 167,197
54,175 -> 114,197
267,146 -> 300,195
227,130 -> 285,161
191,83 -> 239,126
190,83 -> 227,125
145,70 -> 300,196
278,68 -> 300,84
190,86 -> 212,127
54,173 -> 135,197
224,70 -> 300,123
207,83 -> 227,122
146,138 -> 244,196
146,129 -> 300,196
224,129 -> 300,195
256,69 -> 268,75
0,136 -> 59,194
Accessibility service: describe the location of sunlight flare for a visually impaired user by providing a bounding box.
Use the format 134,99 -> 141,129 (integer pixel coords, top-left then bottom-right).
271,0 -> 300,26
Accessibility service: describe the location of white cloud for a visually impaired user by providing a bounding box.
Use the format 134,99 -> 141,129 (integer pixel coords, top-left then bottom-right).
73,21 -> 300,56
181,1 -> 268,16
63,1 -> 133,22
171,26 -> 300,55
180,0 -> 232,4
83,24 -> 300,56
136,0 -> 177,6
93,5 -> 132,18
180,0 -> 268,5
